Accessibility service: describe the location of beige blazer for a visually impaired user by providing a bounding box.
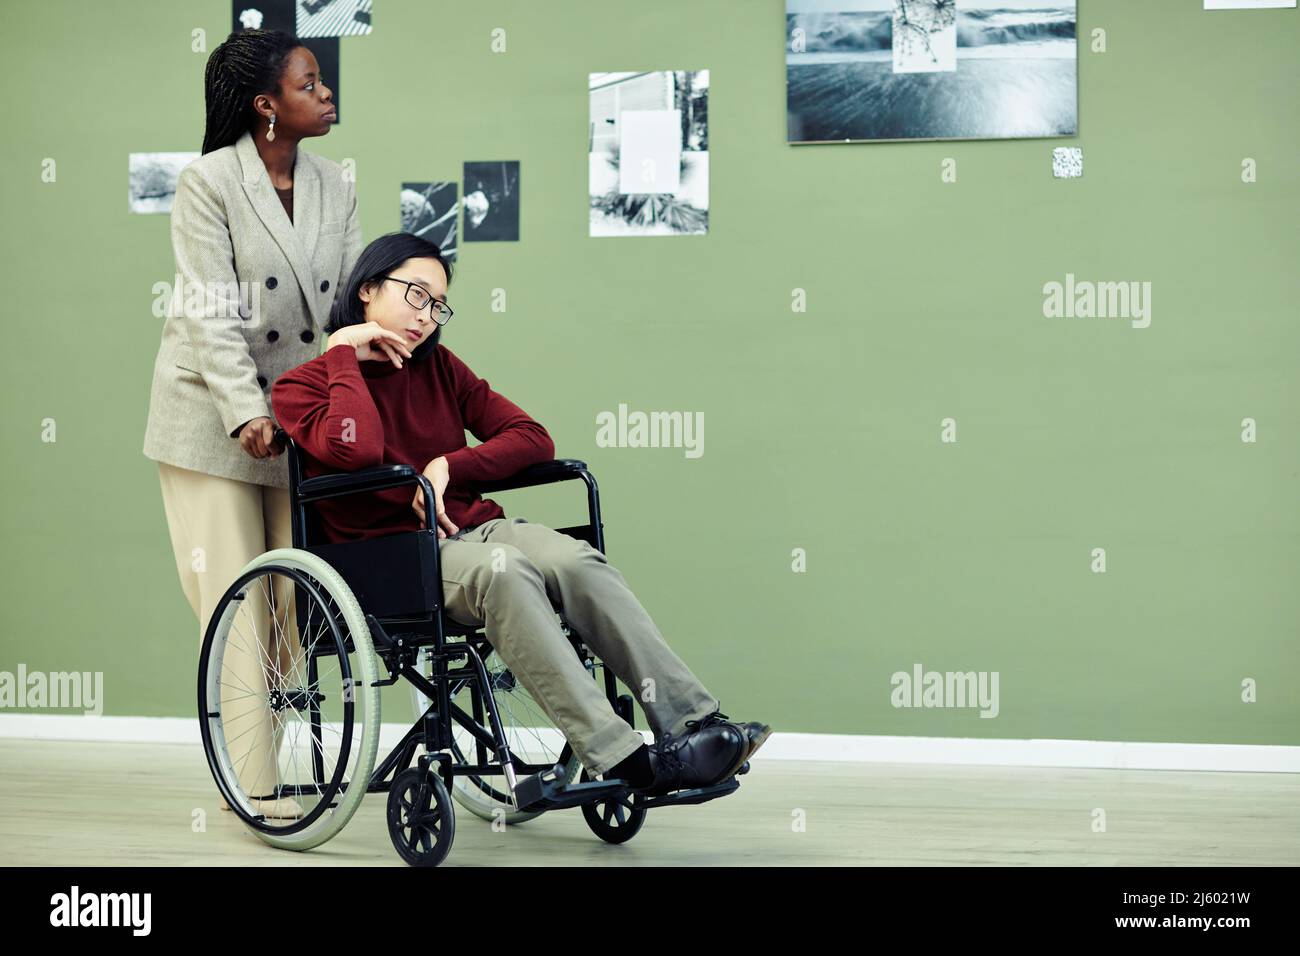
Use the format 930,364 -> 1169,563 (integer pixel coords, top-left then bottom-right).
143,129 -> 363,488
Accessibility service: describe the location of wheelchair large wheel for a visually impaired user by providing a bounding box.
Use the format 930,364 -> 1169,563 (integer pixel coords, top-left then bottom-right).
199,548 -> 381,852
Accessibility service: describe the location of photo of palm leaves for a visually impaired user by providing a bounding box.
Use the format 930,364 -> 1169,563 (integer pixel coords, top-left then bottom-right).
588,70 -> 709,236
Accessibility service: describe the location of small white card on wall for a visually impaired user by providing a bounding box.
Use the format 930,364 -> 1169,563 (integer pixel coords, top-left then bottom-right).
1204,1 -> 1295,9
1052,147 -> 1083,178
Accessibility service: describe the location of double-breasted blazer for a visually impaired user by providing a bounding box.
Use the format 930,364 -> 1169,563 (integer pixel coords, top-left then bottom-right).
143,128 -> 363,488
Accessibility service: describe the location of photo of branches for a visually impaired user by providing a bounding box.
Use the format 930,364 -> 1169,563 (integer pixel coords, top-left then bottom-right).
399,181 -> 458,261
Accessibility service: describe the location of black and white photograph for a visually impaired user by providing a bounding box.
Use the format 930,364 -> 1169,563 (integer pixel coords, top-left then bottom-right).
588,70 -> 709,237
400,181 -> 458,261
462,160 -> 520,242
128,151 -> 199,213
234,0 -> 298,33
297,0 -> 374,37
786,0 -> 1078,143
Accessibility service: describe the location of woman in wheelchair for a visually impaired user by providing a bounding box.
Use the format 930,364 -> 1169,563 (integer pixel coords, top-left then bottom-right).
269,231 -> 771,800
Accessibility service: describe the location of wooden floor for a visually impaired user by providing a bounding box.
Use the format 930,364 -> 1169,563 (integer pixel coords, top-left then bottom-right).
1,739 -> 1296,866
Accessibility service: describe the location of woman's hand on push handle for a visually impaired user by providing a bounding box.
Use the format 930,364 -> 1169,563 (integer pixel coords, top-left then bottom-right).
413,457 -> 458,539
238,416 -> 282,458
325,321 -> 413,368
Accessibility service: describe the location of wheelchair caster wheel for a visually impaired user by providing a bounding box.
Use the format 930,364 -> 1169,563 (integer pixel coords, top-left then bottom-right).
579,767 -> 646,844
387,767 -> 455,867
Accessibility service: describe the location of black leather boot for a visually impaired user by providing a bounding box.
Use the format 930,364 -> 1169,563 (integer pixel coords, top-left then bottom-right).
633,722 -> 749,797
682,710 -> 772,765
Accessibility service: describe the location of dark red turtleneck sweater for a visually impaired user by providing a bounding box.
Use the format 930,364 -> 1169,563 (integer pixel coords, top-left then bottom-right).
271,343 -> 555,544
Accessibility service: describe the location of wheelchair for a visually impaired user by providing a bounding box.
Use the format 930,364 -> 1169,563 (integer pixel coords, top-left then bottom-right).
197,427 -> 747,866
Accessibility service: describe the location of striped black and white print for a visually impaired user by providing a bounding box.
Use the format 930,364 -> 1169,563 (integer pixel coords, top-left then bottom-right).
297,0 -> 374,38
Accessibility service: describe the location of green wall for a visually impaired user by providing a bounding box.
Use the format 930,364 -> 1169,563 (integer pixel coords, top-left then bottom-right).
1,1 -> 1296,745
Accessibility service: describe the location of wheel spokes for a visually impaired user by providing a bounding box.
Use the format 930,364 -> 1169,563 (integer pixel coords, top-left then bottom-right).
205,565 -> 368,832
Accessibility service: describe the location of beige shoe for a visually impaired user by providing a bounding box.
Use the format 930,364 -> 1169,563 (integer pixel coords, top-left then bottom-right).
218,796 -> 303,819
249,796 -> 305,820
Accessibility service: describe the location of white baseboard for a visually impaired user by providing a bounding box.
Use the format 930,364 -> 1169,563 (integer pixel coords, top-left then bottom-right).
1,714 -> 1296,773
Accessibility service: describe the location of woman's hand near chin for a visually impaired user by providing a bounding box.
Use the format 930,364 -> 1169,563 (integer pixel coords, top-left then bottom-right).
326,323 -> 413,368
412,456 -> 458,538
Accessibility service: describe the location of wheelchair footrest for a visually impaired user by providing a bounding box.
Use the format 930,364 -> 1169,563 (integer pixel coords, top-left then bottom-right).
632,776 -> 741,810
513,763 -> 744,813
513,764 -> 627,813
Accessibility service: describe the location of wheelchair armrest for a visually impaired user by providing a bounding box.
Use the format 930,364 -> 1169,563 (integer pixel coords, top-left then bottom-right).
274,414 -> 590,504
297,459 -> 590,502
470,459 -> 591,493
297,463 -> 421,501
273,426 -> 428,503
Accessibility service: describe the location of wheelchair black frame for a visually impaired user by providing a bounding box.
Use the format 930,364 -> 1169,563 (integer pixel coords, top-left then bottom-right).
277,427 -> 623,803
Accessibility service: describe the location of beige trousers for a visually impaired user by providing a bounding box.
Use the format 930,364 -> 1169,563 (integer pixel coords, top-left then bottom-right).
157,461 -> 301,800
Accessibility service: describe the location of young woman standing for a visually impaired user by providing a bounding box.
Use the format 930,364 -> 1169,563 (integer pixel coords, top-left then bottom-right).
142,29 -> 362,818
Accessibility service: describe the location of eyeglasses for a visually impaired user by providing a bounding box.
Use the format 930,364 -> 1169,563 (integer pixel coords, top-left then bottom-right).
381,276 -> 454,326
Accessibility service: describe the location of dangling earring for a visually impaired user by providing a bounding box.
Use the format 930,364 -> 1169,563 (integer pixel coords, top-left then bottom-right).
267,114 -> 276,142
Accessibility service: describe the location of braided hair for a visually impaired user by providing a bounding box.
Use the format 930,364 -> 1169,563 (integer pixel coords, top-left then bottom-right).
201,29 -> 302,155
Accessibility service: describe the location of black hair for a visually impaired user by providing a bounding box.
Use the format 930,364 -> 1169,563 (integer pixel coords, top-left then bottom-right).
201,29 -> 303,154
327,232 -> 456,362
